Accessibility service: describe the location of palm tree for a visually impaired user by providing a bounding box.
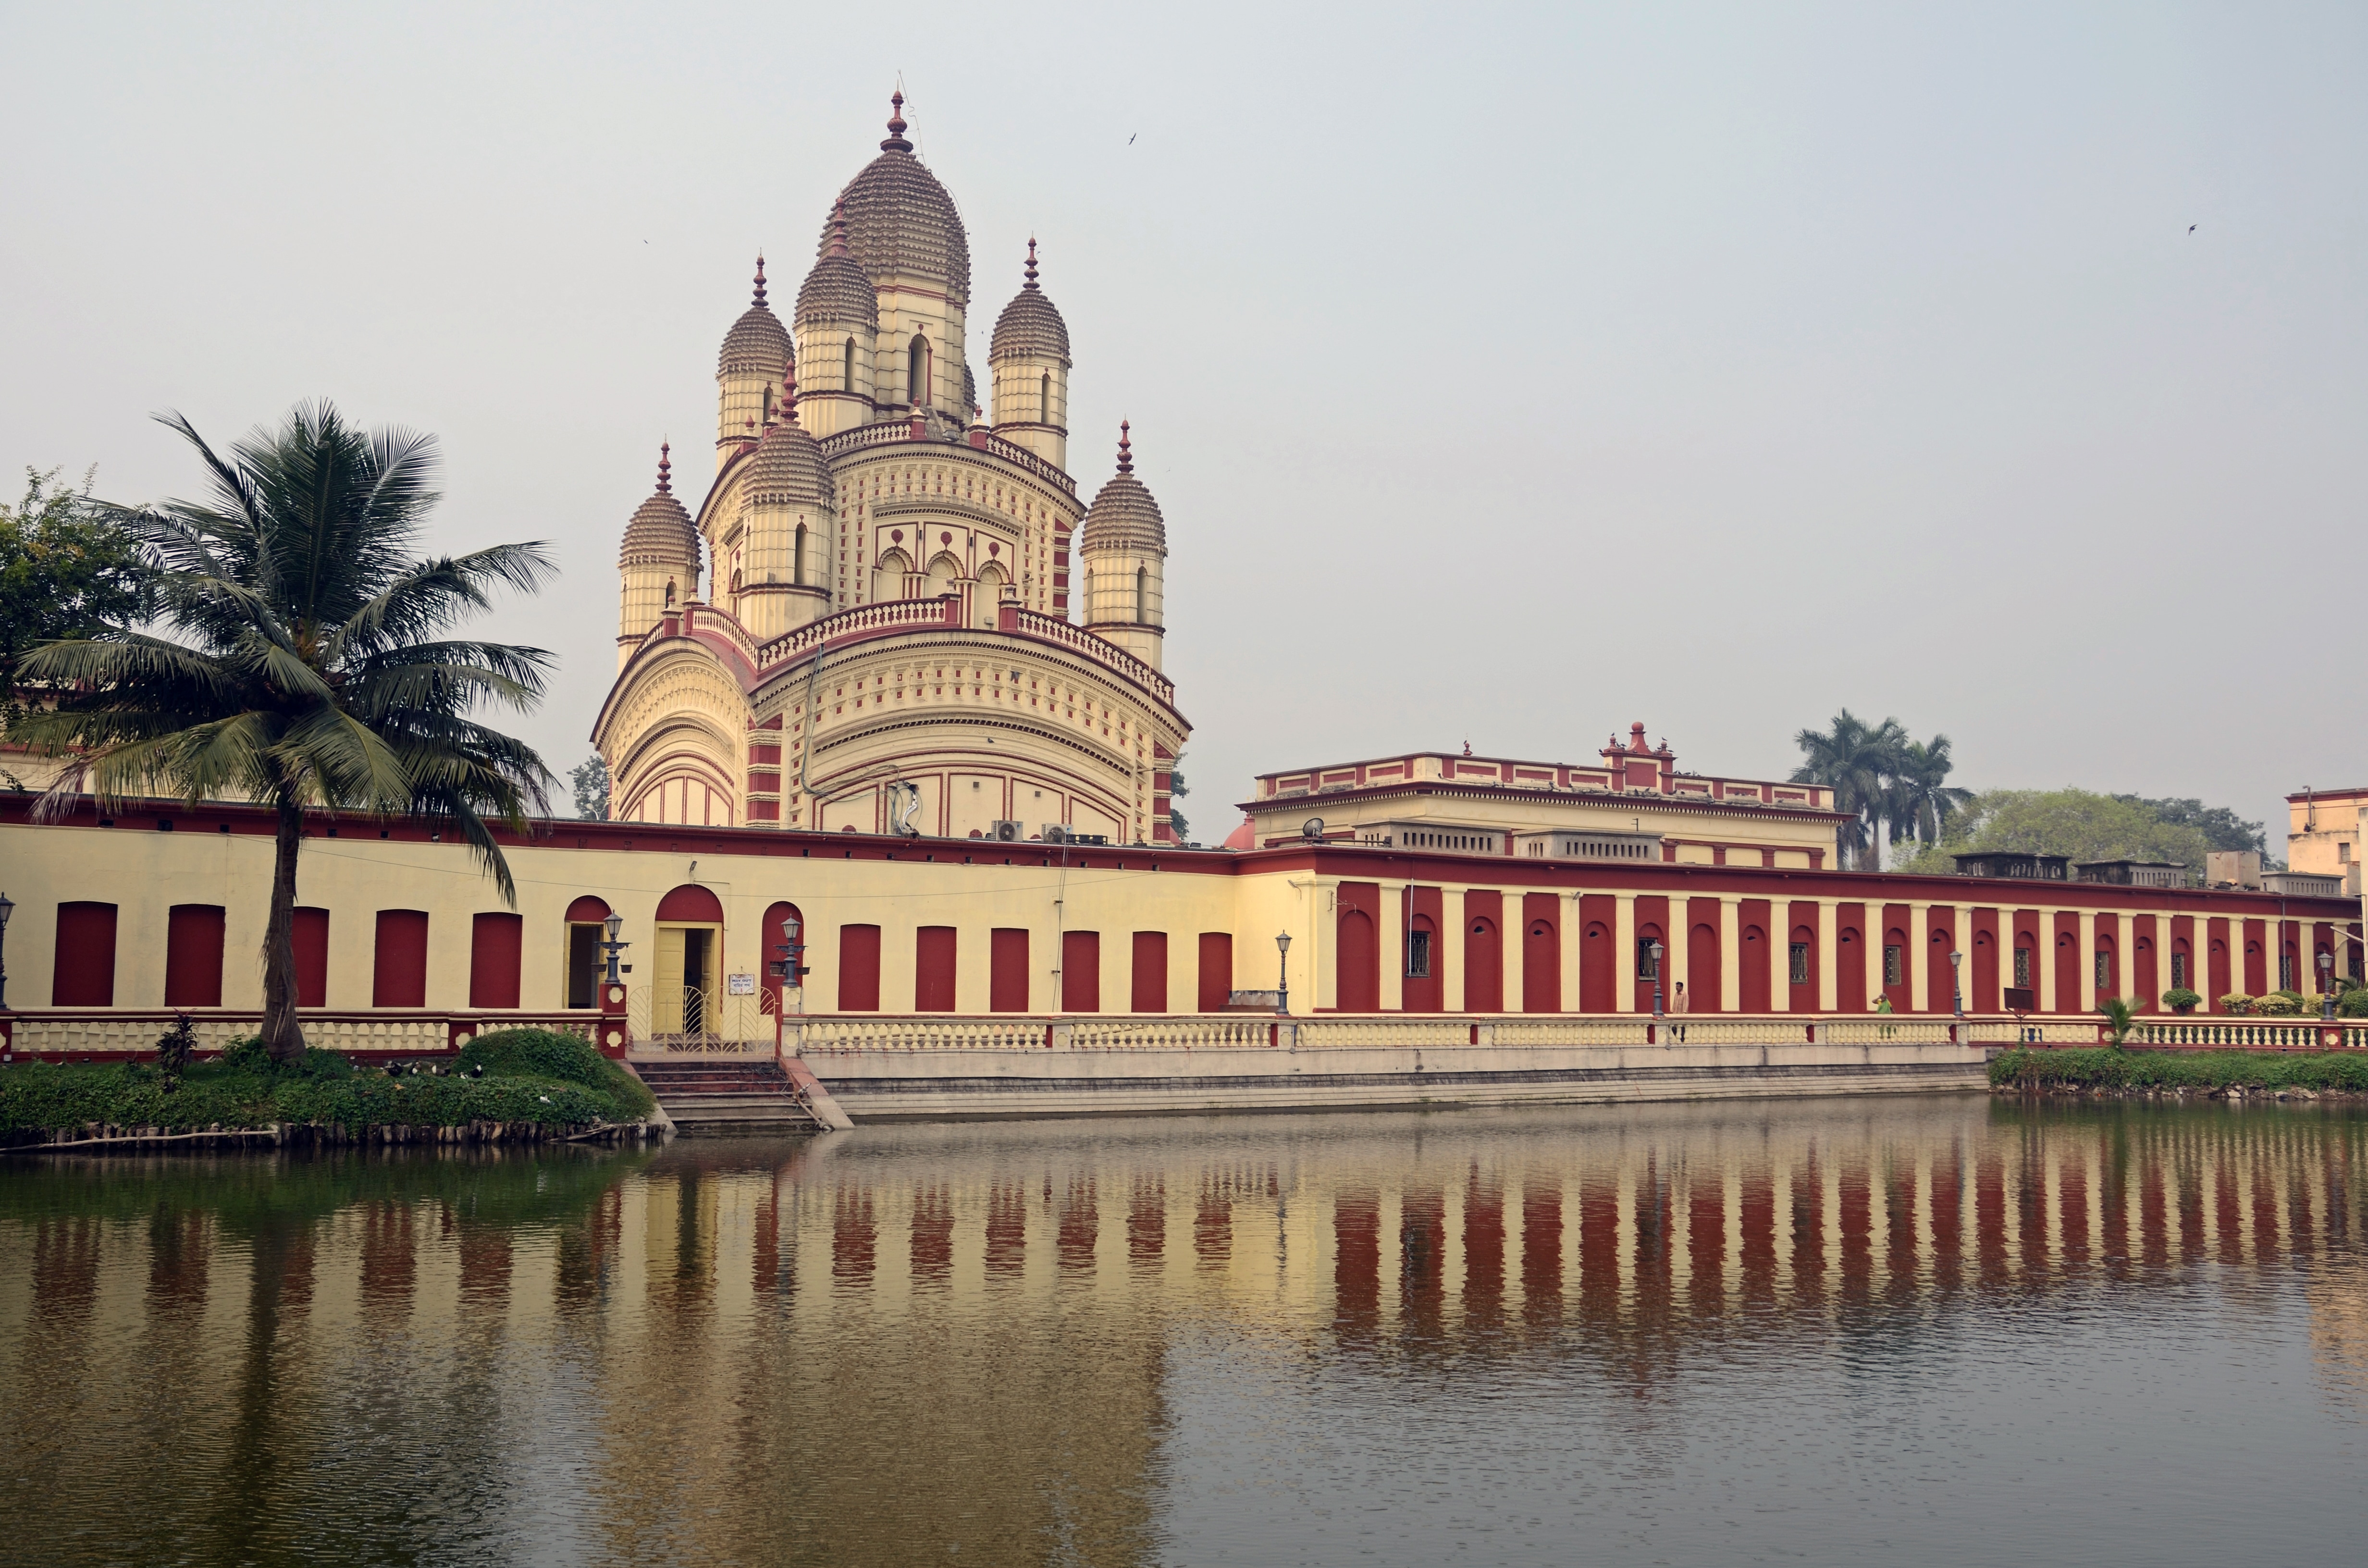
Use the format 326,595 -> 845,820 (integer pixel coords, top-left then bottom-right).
1791,710 -> 1906,870
1887,735 -> 1975,851
16,403 -> 554,1062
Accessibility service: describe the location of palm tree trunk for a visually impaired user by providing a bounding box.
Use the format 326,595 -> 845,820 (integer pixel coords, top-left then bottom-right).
259,797 -> 307,1063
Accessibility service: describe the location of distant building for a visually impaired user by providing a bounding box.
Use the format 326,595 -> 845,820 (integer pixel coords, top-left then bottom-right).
2073,861 -> 2188,889
2288,786 -> 2366,897
1239,723 -> 1849,868
1951,852 -> 2069,882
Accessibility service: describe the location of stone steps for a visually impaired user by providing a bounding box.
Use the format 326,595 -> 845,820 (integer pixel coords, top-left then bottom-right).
634,1059 -> 826,1134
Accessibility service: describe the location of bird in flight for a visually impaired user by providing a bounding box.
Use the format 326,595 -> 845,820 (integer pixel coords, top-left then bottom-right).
1129,133 -> 1137,145
2189,224 -> 2196,232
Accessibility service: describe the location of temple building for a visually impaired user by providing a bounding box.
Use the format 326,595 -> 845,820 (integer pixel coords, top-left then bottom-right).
595,96 -> 1185,844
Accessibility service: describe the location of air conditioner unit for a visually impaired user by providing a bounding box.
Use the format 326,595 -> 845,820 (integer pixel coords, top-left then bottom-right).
988,820 -> 1023,842
1041,824 -> 1071,844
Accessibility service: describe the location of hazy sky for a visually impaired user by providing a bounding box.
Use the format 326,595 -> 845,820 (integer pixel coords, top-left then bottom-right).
6,2 -> 2361,846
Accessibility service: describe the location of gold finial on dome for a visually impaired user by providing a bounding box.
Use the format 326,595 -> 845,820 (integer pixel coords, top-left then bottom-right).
882,90 -> 913,153
656,441 -> 672,495
1117,420 -> 1133,475
752,254 -> 767,308
1024,236 -> 1039,290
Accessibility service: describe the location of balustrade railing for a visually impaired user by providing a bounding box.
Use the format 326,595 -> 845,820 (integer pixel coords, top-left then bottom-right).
1010,610 -> 1175,705
0,1010 -> 594,1059
815,418 -> 1078,495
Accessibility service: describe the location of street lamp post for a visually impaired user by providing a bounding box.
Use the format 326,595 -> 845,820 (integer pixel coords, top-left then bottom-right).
2322,949 -> 2337,1020
0,889 -> 14,1010
773,914 -> 808,1016
1276,932 -> 1292,1017
1950,949 -> 1964,1018
600,912 -> 629,984
1649,939 -> 1665,1018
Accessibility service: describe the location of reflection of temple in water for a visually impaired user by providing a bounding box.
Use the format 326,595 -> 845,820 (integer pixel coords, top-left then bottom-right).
4,1103 -> 2366,1562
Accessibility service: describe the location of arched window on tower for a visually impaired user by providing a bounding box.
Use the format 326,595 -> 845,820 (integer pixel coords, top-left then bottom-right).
1039,372 -> 1050,425
843,337 -> 854,391
793,523 -> 807,586
908,334 -> 931,408
762,383 -> 773,423
1135,565 -> 1148,624
664,577 -> 677,607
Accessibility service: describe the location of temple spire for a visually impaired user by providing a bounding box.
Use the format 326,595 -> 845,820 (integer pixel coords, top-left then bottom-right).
1116,420 -> 1132,475
656,441 -> 672,495
828,199 -> 851,259
751,254 -> 767,308
1024,236 -> 1039,290
881,90 -> 913,152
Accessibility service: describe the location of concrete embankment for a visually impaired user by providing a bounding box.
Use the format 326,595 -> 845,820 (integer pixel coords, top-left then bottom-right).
807,1040 -> 1990,1122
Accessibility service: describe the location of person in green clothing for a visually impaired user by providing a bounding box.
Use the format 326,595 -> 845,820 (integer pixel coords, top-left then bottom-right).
1875,993 -> 1895,1039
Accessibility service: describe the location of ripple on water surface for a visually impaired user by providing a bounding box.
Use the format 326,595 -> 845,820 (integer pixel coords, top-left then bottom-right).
4,1095 -> 2366,1567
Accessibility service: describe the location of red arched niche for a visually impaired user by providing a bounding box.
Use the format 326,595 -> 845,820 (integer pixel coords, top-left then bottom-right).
656,884 -> 725,923
761,901 -> 806,1009
566,895 -> 612,923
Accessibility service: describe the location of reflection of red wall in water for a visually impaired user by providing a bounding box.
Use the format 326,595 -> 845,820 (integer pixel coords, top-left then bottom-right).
1578,1176 -> 1618,1320
985,1182 -> 1027,1277
458,1227 -> 512,1308
1399,1188 -> 1444,1332
1790,1156 -> 1824,1302
1521,1185 -> 1561,1321
911,1184 -> 953,1282
1739,1172 -> 1776,1300
1838,1163 -> 1871,1304
1464,1174 -> 1504,1322
1689,1182 -> 1724,1314
360,1202 -> 415,1322
1334,1190 -> 1380,1335
1059,1176 -> 1097,1271
1930,1146 -> 1961,1290
1129,1177 -> 1165,1265
1195,1184 -> 1230,1266
832,1187 -> 875,1286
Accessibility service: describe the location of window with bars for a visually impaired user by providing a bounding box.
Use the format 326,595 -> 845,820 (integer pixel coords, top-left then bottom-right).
1405,928 -> 1432,980
1884,944 -> 1903,986
2014,947 -> 2033,988
1789,943 -> 1809,986
2171,952 -> 2189,989
2280,952 -> 2296,990
2095,951 -> 2111,990
1637,939 -> 1660,980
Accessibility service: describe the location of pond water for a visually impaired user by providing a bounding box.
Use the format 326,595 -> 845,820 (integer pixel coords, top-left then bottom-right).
5,1094 -> 2366,1567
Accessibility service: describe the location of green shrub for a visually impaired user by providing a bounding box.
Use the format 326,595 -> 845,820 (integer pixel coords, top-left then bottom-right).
2219,993 -> 2256,1015
2343,989 -> 2368,1020
2256,993 -> 2302,1017
2162,987 -> 2201,1011
1990,1047 -> 2368,1094
458,1029 -> 655,1118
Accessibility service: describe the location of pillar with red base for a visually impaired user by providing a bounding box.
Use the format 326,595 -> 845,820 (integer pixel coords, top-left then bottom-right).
598,981 -> 630,1059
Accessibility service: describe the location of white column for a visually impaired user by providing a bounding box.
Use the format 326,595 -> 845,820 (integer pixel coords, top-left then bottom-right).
1910,901 -> 1933,1012
1563,890 -> 1585,1013
1720,896 -> 1742,1013
1668,896 -> 1692,1010
1443,887 -> 1468,1012
2038,906 -> 2059,1013
1773,900 -> 1793,1013
1615,893 -> 1638,1012
2116,913 -> 2135,1004
1817,899 -> 1839,1013
2078,910 -> 2098,1013
1380,882 -> 1406,1012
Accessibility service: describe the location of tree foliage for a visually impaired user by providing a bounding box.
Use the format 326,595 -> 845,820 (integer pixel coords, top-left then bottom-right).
12,403 -> 555,1060
569,752 -> 610,820
1887,787 -> 2218,876
0,465 -> 150,690
1791,710 -> 1969,869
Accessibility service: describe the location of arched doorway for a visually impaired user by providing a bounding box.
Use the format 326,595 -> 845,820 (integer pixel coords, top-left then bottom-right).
760,900 -> 806,1018
564,894 -> 611,1009
1336,907 -> 1378,1012
654,883 -> 725,1036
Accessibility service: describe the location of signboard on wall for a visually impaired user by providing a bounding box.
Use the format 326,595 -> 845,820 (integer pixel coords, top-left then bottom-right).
727,972 -> 757,996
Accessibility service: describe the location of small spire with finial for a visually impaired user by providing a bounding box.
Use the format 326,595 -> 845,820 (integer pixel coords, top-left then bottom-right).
1116,420 -> 1133,475
656,441 -> 672,495
783,359 -> 799,426
882,90 -> 912,152
752,254 -> 768,308
828,199 -> 851,259
1024,236 -> 1039,290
